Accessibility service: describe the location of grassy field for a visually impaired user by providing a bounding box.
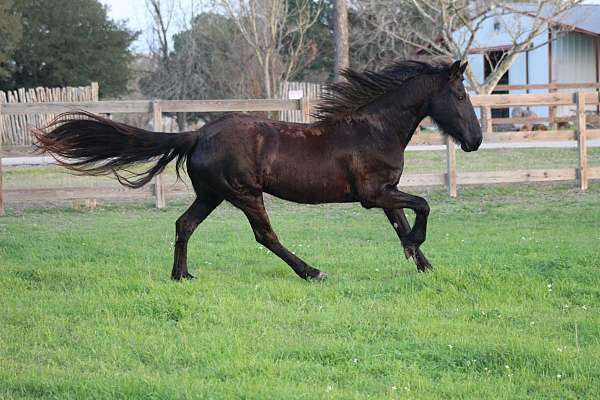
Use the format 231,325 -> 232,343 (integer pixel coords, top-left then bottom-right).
1,182 -> 600,399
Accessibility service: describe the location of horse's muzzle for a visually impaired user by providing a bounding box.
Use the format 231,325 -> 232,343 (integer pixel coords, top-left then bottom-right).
461,135 -> 483,152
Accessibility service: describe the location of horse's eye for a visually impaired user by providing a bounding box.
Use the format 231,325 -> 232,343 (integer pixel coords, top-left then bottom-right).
457,94 -> 465,101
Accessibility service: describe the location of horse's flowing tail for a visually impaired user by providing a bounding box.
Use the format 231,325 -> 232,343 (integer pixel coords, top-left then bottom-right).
33,111 -> 199,188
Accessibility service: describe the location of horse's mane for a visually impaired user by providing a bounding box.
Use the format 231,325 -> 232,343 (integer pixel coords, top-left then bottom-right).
313,60 -> 450,124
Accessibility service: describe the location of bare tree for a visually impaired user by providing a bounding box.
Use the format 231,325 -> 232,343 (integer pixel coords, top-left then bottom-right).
145,0 -> 176,66
351,1 -> 426,69
353,0 -> 582,94
139,1 -> 267,127
219,0 -> 324,98
333,0 -> 349,80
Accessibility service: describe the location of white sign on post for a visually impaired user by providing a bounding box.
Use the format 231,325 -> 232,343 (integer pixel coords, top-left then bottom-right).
288,90 -> 304,100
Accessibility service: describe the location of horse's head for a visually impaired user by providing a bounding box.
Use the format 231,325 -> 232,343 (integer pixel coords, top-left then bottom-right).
428,61 -> 482,152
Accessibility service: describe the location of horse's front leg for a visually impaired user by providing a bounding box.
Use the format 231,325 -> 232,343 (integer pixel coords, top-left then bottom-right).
384,208 -> 432,272
363,186 -> 430,264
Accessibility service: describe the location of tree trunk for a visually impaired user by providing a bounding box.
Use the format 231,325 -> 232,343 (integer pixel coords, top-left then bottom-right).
333,0 -> 349,81
176,112 -> 186,132
263,52 -> 272,98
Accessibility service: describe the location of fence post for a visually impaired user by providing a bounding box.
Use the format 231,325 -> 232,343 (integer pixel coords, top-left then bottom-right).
445,135 -> 457,197
0,156 -> 3,216
91,82 -> 99,101
575,92 -> 588,191
300,96 -> 312,123
0,101 -> 4,216
482,106 -> 492,134
152,100 -> 166,208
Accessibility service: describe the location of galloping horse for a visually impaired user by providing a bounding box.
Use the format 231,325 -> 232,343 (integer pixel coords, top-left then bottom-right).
34,59 -> 482,281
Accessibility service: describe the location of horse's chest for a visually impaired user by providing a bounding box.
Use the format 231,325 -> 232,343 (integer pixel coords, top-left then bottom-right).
352,152 -> 404,184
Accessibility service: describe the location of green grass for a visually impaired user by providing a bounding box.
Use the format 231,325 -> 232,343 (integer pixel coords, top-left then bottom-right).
1,182 -> 600,399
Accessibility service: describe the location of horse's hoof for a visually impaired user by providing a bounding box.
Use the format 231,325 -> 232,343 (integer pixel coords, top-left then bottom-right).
182,272 -> 195,280
416,262 -> 432,273
309,271 -> 328,281
171,272 -> 195,281
404,245 -> 416,260
415,255 -> 432,273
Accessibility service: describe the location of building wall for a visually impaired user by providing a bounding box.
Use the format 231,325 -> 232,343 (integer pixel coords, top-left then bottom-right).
462,13 -> 600,120
467,52 -> 483,119
552,31 -> 599,115
509,32 -> 551,116
553,31 -> 597,84
464,13 -> 551,117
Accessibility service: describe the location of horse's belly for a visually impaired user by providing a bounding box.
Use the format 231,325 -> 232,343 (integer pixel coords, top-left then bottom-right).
263,167 -> 354,204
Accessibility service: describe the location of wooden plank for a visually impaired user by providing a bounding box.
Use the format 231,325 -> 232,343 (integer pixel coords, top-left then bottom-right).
152,100 -> 166,209
484,130 -> 576,143
471,93 -> 575,107
1,100 -> 152,115
159,99 -> 300,113
91,82 -> 99,100
493,113 -> 600,126
0,101 -> 3,215
4,184 -> 195,204
457,168 -> 576,185
408,134 -> 444,145
4,186 -> 152,202
0,146 -> 37,157
588,129 -> 600,140
0,95 -> 4,142
399,173 -> 446,187
474,82 -> 600,91
583,92 -> 600,105
445,137 -> 457,197
589,166 -> 600,180
300,97 -> 312,123
0,155 -> 3,216
575,92 -> 588,191
3,164 -> 593,206
492,116 -> 556,125
2,94 -> 597,118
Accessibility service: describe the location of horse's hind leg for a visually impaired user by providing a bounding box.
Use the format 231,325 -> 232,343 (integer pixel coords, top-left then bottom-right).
172,194 -> 222,280
234,194 -> 326,281
384,208 -> 432,272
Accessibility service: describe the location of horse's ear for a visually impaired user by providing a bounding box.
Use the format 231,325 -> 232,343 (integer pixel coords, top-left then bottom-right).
460,61 -> 468,74
449,60 -> 462,80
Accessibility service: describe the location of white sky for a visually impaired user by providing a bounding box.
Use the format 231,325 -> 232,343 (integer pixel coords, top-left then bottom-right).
101,0 -> 600,52
99,0 -> 149,51
100,0 -> 147,30
100,0 -> 212,52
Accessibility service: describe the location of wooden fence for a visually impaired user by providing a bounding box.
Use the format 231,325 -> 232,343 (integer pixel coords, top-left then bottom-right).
1,92 -> 599,216
279,81 -> 323,123
0,83 -> 99,145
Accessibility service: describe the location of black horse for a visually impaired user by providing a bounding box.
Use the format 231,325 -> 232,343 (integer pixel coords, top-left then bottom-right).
34,59 -> 482,281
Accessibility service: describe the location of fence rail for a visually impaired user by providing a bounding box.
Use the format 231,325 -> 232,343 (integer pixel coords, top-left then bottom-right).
0,83 -> 98,145
470,82 -> 600,92
0,92 -> 598,216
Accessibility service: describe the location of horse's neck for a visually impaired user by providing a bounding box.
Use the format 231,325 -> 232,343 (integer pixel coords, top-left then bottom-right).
360,79 -> 435,148
364,100 -> 427,149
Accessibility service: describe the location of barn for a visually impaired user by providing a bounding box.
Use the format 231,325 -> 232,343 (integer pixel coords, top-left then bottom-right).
463,3 -> 600,118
